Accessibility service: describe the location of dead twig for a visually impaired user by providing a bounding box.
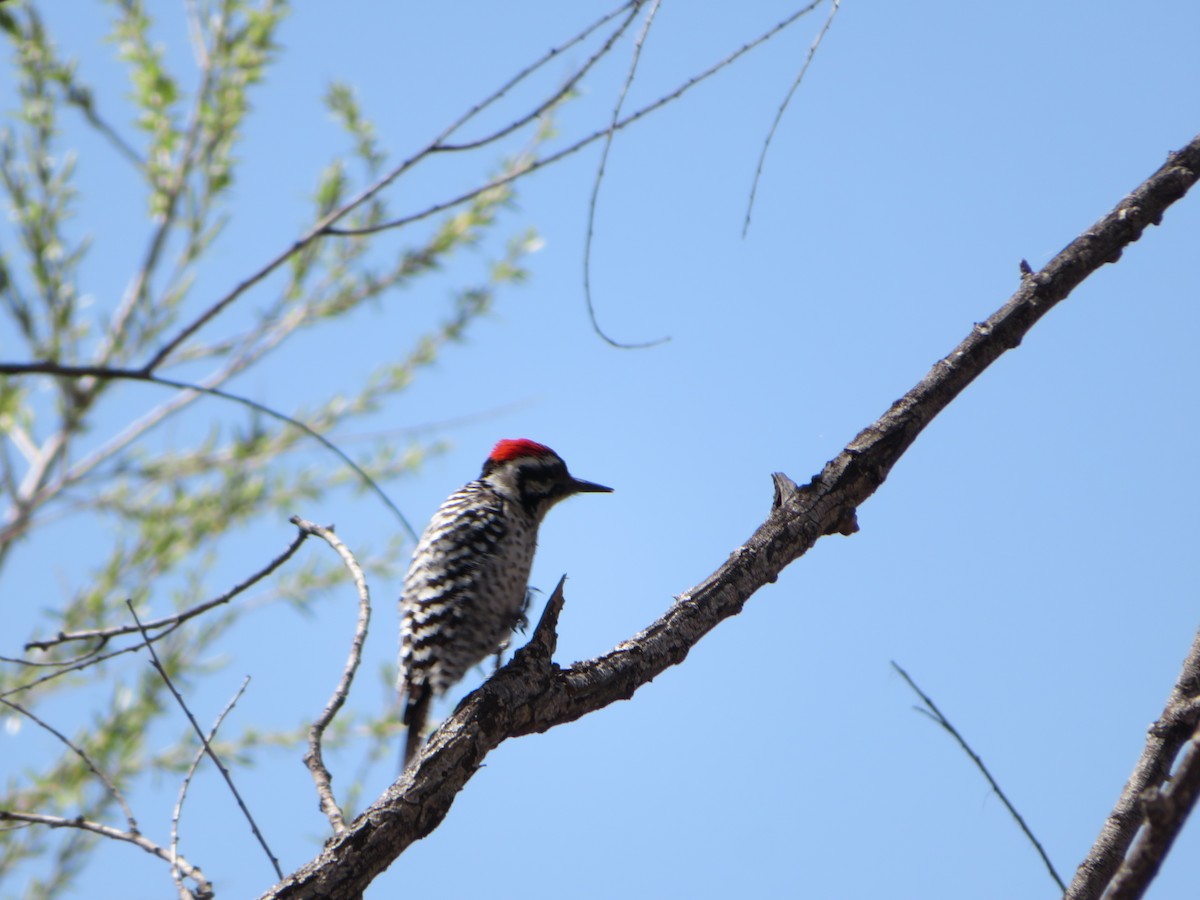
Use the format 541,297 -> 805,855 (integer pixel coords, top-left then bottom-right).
292,517 -> 372,835
127,601 -> 283,881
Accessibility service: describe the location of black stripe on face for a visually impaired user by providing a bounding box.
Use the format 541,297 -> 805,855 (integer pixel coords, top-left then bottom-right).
514,460 -> 571,514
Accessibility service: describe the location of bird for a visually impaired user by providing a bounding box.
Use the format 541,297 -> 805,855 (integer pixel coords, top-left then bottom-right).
398,438 -> 612,767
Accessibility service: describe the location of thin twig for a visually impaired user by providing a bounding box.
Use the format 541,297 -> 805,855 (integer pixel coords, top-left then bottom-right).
1,648 -> 108,668
434,3 -> 642,153
64,86 -> 144,171
4,551 -> 307,690
1,352 -> 226,549
583,0 -> 669,349
25,529 -> 309,652
742,0 -> 839,237
3,630 -> 174,697
172,677 -> 250,897
13,260 -> 340,535
0,697 -> 138,831
426,0 -> 640,155
292,517 -> 372,835
892,662 -> 1066,893
127,601 -> 283,880
0,810 -> 211,897
325,4 -> 822,239
0,362 -> 417,541
328,396 -> 535,443
4,569 -> 308,695
1,619 -> 193,698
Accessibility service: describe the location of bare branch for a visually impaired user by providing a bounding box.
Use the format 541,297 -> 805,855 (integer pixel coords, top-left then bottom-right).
1102,723 -> 1200,900
891,662 -> 1065,892
324,3 -> 823,240
25,529 -> 309,652
0,697 -> 139,834
127,601 -> 283,881
291,517 -> 373,836
1066,627 -> 1200,900
2,542 -> 314,693
0,810 -> 211,899
2,632 -> 177,697
0,364 -> 418,540
261,132 -> 1200,900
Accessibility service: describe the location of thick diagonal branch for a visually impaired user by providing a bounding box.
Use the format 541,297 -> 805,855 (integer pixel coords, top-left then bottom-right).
262,133 -> 1200,900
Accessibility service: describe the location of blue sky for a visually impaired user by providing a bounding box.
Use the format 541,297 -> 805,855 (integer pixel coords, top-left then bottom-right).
3,2 -> 1200,898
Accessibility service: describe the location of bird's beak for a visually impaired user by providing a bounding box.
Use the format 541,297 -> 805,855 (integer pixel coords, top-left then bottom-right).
571,477 -> 613,494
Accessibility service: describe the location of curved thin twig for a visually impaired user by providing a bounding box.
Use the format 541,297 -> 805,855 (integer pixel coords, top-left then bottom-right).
742,0 -> 839,237
0,363 -> 417,541
292,517 -> 373,835
65,85 -> 144,171
583,0 -> 669,349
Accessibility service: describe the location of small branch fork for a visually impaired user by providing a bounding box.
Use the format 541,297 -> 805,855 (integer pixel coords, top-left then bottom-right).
127,603 -> 282,882
290,517 -> 373,836
326,4 -> 822,242
3,530 -> 310,701
262,136 -> 1200,900
172,677 -> 251,899
25,529 -> 309,653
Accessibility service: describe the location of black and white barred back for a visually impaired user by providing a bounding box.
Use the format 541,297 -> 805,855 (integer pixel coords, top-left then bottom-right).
398,439 -> 611,766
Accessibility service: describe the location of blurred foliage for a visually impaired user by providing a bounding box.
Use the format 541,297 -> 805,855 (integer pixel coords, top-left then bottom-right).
0,0 -> 539,893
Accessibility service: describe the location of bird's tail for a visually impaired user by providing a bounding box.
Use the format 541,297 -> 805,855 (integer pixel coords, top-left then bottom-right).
402,682 -> 432,769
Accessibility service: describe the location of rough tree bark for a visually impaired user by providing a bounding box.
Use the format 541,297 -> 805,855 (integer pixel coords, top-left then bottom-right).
1066,630 -> 1200,900
262,133 -> 1200,900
